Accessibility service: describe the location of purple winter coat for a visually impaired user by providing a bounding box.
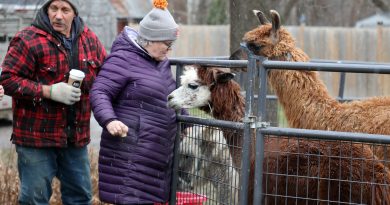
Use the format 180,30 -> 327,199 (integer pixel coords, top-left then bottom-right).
91,27 -> 179,204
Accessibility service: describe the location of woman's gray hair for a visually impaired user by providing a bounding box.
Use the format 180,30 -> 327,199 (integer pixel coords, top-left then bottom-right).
136,35 -> 150,48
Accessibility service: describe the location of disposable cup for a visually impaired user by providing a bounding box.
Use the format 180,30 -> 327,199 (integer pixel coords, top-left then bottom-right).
68,69 -> 85,88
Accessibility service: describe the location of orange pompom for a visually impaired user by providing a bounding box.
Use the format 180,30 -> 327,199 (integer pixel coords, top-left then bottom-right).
153,0 -> 168,10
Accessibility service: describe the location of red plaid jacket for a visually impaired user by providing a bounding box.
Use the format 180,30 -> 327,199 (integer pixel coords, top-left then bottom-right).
0,25 -> 106,147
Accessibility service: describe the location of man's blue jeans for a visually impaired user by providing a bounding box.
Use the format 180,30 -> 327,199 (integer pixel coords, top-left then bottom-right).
16,145 -> 92,205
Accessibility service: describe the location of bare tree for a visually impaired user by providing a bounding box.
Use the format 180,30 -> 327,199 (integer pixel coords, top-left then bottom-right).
229,0 -> 301,53
282,0 -> 299,21
170,0 -> 188,24
229,0 -> 258,54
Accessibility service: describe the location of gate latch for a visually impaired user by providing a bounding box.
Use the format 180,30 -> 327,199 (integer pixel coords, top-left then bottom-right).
251,121 -> 270,129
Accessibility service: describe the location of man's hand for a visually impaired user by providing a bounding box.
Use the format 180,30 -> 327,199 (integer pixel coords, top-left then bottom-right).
106,120 -> 128,137
0,85 -> 4,101
50,82 -> 81,105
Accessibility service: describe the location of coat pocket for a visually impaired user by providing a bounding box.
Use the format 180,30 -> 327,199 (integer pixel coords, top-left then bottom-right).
37,63 -> 59,84
124,115 -> 141,144
81,59 -> 101,93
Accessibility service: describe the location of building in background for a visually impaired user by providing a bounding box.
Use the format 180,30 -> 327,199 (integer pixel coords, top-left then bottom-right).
355,12 -> 390,27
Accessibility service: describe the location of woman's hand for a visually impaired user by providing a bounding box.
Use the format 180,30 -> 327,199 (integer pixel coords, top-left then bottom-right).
0,85 -> 4,101
106,120 -> 128,137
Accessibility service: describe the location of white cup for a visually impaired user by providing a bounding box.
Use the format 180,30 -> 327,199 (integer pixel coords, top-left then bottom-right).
68,69 -> 85,88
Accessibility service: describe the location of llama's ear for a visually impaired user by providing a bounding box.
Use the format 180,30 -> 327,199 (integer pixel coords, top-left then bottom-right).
253,10 -> 269,25
216,72 -> 235,83
230,48 -> 248,60
270,10 -> 281,34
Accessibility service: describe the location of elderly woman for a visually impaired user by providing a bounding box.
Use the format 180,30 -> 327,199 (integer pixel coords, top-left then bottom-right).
91,0 -> 186,204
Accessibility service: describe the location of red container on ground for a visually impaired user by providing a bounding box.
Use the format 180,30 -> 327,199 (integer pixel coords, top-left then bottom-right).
154,192 -> 207,205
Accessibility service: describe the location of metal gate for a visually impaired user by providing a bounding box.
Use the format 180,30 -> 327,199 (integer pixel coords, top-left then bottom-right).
168,44 -> 390,205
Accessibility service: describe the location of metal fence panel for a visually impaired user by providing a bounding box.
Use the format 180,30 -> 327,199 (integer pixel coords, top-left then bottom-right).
170,54 -> 390,205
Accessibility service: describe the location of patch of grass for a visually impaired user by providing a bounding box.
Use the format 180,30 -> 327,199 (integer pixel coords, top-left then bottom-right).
0,147 -> 18,203
188,108 -> 212,118
277,102 -> 288,127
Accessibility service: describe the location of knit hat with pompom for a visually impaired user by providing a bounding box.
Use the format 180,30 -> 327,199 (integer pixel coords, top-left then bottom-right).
139,0 -> 179,41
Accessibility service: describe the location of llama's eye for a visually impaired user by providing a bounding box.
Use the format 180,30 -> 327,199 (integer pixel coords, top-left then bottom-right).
188,83 -> 199,90
248,42 -> 263,53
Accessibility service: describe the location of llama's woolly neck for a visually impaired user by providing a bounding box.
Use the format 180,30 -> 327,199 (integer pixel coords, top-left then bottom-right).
269,69 -> 339,129
211,83 -> 245,121
269,45 -> 341,129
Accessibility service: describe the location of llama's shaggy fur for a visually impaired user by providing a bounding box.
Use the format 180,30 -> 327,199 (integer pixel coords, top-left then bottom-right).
168,65 -> 390,204
178,126 -> 239,204
232,10 -> 390,160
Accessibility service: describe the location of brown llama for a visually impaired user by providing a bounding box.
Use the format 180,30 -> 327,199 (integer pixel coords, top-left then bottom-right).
230,10 -> 390,160
168,65 -> 390,205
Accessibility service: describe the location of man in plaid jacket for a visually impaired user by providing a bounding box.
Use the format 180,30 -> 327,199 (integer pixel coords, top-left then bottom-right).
0,0 -> 106,204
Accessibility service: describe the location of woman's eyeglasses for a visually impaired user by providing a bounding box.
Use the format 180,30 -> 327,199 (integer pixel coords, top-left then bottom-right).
162,41 -> 174,49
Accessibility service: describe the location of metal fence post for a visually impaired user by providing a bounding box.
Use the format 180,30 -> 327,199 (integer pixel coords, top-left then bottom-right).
169,63 -> 185,205
253,55 -> 268,205
239,43 -> 257,205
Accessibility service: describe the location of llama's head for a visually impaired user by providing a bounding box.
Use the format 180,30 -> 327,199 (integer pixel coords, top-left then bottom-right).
168,65 -> 235,110
230,10 -> 308,62
168,65 -> 244,120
